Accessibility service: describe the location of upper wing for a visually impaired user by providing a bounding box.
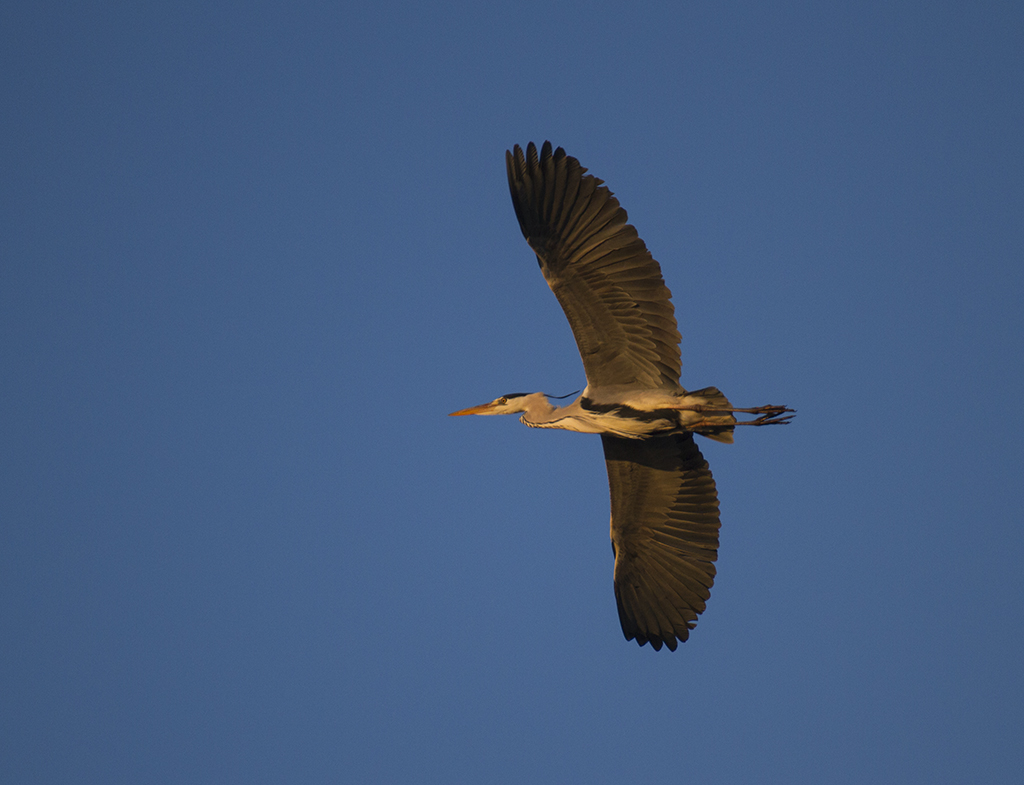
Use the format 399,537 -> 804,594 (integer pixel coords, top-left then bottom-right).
506,142 -> 683,390
601,432 -> 720,651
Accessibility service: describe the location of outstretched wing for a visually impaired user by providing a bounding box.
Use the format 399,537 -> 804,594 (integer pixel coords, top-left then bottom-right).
506,142 -> 682,390
602,432 -> 720,651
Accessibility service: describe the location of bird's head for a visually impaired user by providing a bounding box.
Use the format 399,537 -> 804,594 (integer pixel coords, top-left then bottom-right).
449,393 -> 536,417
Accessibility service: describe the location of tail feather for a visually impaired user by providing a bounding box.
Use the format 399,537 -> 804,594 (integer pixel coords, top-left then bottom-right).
686,387 -> 735,444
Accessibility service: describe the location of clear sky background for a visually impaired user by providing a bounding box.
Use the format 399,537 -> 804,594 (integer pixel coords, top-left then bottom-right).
3,2 -> 1023,783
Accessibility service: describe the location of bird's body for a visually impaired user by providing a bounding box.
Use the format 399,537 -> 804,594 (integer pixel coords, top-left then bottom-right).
451,142 -> 792,650
454,387 -> 746,440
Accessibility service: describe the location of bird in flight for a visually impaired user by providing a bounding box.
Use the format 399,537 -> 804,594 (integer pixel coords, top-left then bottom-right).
451,142 -> 792,650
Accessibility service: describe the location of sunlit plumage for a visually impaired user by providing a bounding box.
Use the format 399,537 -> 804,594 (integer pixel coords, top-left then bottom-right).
451,142 -> 792,650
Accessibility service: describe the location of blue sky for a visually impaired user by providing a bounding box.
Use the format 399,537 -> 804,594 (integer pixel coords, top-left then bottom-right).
3,1 -> 1023,782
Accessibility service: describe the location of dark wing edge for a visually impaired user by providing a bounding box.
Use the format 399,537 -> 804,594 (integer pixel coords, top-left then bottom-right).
601,432 -> 720,651
506,142 -> 683,390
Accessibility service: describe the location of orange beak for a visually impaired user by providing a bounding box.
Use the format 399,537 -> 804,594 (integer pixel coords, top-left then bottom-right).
448,402 -> 497,416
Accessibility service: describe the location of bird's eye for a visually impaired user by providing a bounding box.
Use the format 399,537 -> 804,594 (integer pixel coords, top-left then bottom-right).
498,397 -> 508,405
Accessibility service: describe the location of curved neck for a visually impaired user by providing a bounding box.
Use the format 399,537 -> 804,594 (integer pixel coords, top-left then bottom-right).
517,392 -> 560,426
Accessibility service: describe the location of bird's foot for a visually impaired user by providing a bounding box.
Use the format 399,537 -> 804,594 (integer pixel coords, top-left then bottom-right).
733,404 -> 795,426
672,403 -> 795,427
734,407 -> 795,427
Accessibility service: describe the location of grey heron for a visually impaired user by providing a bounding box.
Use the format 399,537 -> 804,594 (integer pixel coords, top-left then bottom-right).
451,142 -> 792,651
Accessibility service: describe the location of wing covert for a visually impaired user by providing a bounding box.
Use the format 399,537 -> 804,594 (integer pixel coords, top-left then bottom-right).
506,142 -> 683,390
601,432 -> 720,651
